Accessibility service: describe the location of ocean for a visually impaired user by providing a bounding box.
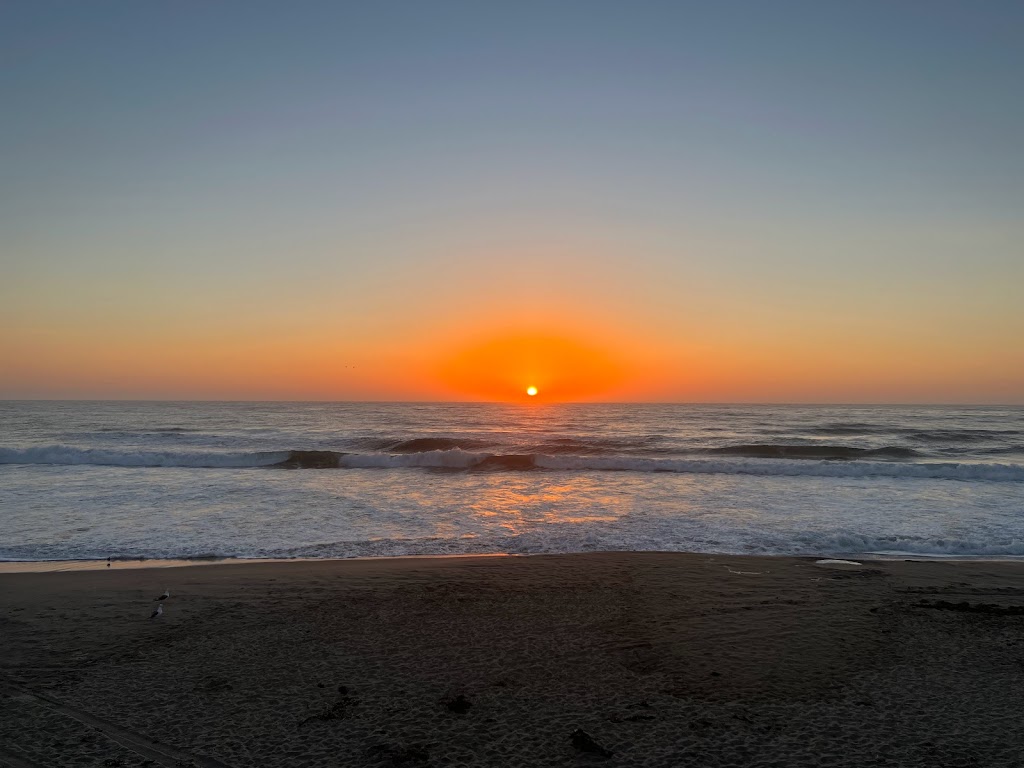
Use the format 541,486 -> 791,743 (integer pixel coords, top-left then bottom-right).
1,401 -> 1022,562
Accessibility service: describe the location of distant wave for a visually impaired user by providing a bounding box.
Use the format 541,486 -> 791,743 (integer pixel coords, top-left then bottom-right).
524,436 -> 660,455
901,429 -> 1023,443
808,424 -> 1021,442
3,445 -> 1022,481
976,445 -> 1024,456
99,426 -> 199,433
806,422 -> 883,436
387,437 -> 494,453
0,445 -> 288,469
704,444 -> 919,459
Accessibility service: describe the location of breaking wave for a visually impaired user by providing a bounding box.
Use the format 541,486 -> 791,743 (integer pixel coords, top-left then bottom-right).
3,445 -> 1023,482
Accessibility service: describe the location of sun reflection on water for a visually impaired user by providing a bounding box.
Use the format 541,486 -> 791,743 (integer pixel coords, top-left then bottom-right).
465,477 -> 629,534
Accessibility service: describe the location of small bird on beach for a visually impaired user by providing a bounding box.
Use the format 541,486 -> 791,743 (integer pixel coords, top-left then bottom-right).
149,604 -> 163,619
155,589 -> 170,601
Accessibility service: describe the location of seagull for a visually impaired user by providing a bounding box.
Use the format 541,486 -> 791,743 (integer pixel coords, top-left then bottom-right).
149,604 -> 163,619
155,589 -> 170,601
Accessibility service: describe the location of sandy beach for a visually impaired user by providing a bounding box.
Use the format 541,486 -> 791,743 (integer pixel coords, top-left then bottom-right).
2,552 -> 1024,767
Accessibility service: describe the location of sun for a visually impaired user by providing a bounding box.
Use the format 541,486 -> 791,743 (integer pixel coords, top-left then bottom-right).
436,333 -> 627,402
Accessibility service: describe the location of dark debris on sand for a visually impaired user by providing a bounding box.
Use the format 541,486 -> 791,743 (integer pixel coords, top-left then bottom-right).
298,689 -> 360,728
571,728 -> 613,758
444,693 -> 472,714
917,600 -> 1024,616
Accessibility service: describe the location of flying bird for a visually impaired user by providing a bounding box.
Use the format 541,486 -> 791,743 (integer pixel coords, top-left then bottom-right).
149,604 -> 163,619
155,589 -> 170,601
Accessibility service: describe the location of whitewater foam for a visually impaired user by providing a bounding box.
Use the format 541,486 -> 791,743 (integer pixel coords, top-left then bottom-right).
11,527 -> 1024,564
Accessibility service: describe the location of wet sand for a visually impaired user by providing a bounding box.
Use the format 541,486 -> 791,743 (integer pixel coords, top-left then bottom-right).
2,552 -> 1024,767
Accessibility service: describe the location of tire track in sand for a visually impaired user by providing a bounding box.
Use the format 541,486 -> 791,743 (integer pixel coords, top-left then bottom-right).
0,680 -> 234,768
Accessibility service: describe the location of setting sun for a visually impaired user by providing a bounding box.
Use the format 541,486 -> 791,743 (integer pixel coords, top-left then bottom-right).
435,333 -> 626,402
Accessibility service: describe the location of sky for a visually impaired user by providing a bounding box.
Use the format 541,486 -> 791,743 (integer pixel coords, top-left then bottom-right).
1,1 -> 1022,402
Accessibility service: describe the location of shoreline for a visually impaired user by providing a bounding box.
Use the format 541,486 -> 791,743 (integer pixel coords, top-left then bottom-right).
0,553 -> 517,573
3,549 -> 1024,574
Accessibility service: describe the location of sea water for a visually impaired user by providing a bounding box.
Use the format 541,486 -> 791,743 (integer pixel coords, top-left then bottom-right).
1,401 -> 1022,561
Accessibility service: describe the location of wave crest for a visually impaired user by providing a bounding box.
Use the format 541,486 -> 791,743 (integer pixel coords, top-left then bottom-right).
388,437 -> 492,453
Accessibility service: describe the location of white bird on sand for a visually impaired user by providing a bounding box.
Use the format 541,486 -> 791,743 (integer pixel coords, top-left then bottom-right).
155,589 -> 170,601
149,604 -> 163,619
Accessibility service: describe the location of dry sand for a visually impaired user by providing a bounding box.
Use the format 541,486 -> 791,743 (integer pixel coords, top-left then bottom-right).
2,552 -> 1024,767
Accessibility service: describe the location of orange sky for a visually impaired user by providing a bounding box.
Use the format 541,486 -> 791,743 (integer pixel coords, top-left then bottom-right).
4,234 -> 1021,403
3,286 -> 1021,402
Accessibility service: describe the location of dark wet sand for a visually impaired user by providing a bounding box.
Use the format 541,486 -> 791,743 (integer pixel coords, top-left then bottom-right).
2,552 -> 1024,767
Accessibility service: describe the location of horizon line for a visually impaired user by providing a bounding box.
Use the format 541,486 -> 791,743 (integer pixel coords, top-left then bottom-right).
2,398 -> 1021,408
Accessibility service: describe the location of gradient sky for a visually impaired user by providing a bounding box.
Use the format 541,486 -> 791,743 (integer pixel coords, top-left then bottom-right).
2,1 -> 1022,402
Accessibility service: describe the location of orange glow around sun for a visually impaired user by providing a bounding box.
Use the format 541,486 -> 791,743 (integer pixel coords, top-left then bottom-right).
436,333 -> 625,402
